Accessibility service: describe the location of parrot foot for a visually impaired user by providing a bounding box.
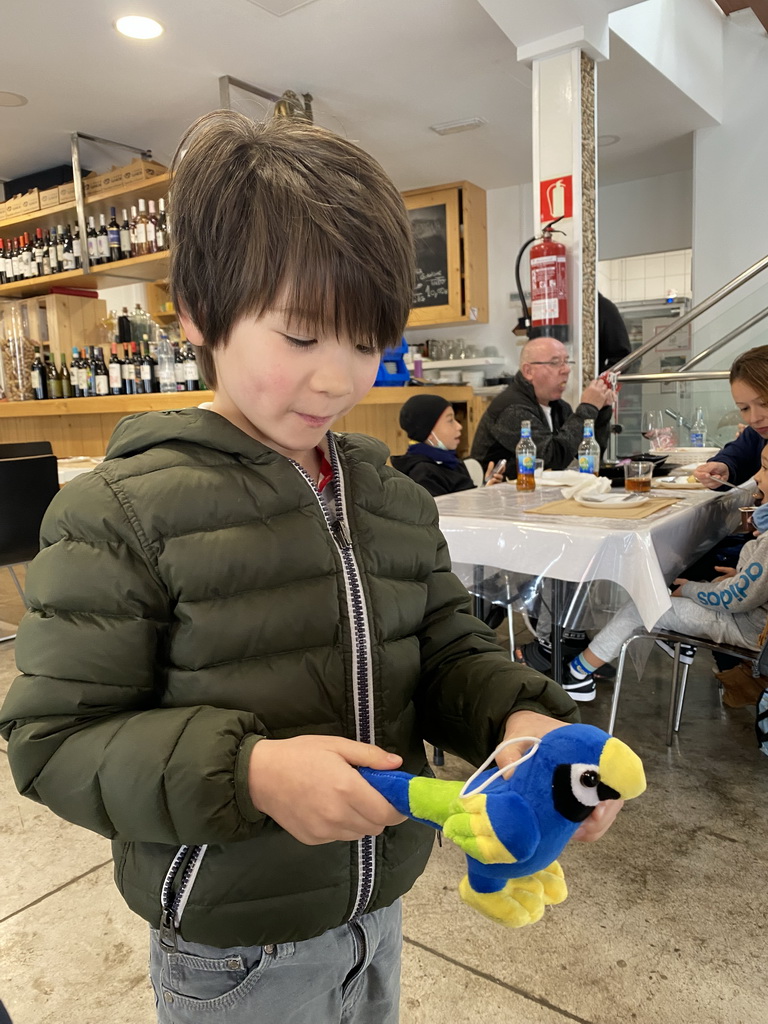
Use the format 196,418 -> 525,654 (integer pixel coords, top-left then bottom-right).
458,863 -> 568,927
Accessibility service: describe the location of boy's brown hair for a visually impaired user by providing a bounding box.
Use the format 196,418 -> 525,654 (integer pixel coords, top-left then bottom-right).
730,345 -> 768,401
168,110 -> 415,388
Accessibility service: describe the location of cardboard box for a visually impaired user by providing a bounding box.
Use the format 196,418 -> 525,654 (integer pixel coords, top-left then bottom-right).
115,157 -> 168,186
4,194 -> 25,218
39,186 -> 60,209
58,181 -> 76,204
20,188 -> 40,214
83,170 -> 108,198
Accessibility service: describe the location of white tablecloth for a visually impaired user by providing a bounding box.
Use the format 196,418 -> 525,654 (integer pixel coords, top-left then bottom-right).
435,482 -> 753,630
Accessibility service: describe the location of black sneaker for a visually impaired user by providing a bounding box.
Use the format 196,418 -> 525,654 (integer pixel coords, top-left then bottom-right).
655,639 -> 697,665
517,640 -> 553,674
561,672 -> 597,702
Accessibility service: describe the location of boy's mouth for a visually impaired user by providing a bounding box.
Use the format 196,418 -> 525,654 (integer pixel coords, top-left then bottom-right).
297,412 -> 334,428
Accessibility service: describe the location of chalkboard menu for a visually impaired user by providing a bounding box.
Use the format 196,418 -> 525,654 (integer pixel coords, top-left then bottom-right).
408,204 -> 450,308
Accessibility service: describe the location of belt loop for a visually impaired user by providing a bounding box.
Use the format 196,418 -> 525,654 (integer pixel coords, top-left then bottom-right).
272,942 -> 295,960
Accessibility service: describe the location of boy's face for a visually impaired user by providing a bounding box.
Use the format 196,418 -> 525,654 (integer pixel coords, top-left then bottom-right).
184,310 -> 380,462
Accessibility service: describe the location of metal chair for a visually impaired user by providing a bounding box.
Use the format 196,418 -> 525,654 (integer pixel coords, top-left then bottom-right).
608,627 -> 765,745
0,454 -> 60,643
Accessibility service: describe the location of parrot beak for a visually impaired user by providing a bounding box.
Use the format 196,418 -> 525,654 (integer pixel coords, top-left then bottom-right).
598,736 -> 647,800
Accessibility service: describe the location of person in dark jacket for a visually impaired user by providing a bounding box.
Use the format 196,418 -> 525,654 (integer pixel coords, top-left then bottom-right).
0,113 -> 626,1024
598,292 -> 632,373
391,393 -> 504,497
470,336 -> 614,476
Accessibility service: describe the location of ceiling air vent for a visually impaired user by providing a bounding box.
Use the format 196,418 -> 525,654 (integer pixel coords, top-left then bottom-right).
244,0 -> 321,15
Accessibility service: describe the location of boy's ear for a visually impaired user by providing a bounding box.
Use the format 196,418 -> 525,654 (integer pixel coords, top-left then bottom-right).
178,309 -> 204,348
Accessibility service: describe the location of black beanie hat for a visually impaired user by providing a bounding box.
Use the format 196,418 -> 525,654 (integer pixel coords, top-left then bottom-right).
399,394 -> 451,442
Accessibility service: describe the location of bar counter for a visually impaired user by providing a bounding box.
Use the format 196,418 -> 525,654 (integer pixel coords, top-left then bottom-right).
0,385 -> 489,458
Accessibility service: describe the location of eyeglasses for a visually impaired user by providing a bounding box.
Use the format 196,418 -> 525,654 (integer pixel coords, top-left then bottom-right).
527,359 -> 574,369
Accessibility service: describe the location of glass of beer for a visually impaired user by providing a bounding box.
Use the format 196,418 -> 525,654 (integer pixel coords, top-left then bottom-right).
623,461 -> 654,493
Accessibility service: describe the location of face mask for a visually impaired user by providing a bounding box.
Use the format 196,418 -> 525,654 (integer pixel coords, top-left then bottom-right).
751,503 -> 768,533
428,431 -> 448,451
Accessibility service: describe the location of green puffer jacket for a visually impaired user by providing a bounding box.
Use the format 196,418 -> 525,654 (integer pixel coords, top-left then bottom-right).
1,409 -> 577,948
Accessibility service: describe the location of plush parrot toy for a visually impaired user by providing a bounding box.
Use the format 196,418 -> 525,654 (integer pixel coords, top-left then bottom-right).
360,723 -> 646,928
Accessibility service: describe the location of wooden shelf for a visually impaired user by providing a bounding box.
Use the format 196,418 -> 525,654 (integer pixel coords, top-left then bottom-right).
0,391 -> 213,418
0,251 -> 169,298
0,200 -> 77,232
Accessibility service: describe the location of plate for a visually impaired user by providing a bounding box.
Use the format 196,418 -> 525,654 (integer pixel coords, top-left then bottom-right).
657,477 -> 705,490
574,493 -> 650,507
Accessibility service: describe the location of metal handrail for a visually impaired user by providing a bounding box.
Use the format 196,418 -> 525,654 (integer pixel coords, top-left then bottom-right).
617,370 -> 730,384
610,253 -> 768,375
680,307 -> 768,370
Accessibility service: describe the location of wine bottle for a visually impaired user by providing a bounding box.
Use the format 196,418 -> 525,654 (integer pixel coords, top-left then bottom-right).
3,238 -> 13,282
131,341 -> 146,395
59,352 -> 73,398
119,208 -> 132,259
71,347 -> 83,398
94,347 -> 109,396
48,228 -> 60,274
134,199 -> 149,256
108,342 -> 123,395
129,205 -> 138,257
56,224 -> 66,269
184,343 -> 199,391
34,228 -> 46,276
87,216 -> 99,265
146,199 -> 158,254
62,226 -> 76,272
97,213 -> 110,263
121,342 -> 135,395
117,306 -> 132,346
140,335 -> 155,392
19,233 -> 33,279
0,239 -> 5,285
72,223 -> 82,269
173,342 -> 186,392
46,353 -> 63,399
156,198 -> 168,251
31,347 -> 47,399
108,207 -> 121,261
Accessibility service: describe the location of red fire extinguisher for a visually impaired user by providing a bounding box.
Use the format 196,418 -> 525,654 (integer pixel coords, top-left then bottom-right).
528,220 -> 569,342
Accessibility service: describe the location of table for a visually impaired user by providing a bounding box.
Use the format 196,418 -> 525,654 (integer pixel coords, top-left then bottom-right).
435,482 -> 754,681
57,457 -> 103,484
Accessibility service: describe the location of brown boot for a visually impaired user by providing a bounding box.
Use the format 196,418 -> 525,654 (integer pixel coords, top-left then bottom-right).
715,664 -> 767,708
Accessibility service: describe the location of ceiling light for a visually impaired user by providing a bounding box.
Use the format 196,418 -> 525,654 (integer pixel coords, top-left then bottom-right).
430,117 -> 488,136
598,134 -> 620,147
0,92 -> 28,107
115,15 -> 164,39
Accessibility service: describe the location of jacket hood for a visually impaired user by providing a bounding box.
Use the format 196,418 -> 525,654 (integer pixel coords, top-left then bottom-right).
104,407 -> 390,468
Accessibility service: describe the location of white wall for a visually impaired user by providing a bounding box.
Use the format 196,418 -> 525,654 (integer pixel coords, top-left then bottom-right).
598,170 -> 692,260
692,16 -> 768,303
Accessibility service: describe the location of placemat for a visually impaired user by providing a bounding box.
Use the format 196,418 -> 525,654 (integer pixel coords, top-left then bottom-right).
524,495 -> 679,519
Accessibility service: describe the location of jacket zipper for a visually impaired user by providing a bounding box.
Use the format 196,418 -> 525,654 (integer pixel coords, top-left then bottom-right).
156,436 -> 377,946
290,434 -> 377,920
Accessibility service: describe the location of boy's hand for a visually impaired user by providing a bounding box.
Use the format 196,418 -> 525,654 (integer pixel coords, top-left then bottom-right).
496,710 -> 624,844
713,565 -> 737,579
247,735 -> 407,845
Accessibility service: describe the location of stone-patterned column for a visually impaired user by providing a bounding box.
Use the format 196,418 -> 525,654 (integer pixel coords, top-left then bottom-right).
581,52 -> 597,387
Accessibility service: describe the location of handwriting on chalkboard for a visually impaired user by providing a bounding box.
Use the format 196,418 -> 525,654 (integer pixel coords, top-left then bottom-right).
408,203 -> 449,308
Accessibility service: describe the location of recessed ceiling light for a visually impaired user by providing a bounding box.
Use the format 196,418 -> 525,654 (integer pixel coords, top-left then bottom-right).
115,15 -> 164,39
0,92 -> 28,107
430,117 -> 488,136
598,134 -> 621,147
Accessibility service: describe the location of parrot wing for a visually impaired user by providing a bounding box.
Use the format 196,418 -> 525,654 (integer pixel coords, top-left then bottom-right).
444,790 -> 541,865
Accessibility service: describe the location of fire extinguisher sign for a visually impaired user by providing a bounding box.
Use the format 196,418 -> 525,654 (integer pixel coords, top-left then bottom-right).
539,175 -> 573,222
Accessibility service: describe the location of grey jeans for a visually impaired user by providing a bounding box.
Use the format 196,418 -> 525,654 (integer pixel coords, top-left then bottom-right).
149,901 -> 402,1024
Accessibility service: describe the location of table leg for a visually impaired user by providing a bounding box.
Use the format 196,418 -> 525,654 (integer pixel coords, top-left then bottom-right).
551,579 -> 564,685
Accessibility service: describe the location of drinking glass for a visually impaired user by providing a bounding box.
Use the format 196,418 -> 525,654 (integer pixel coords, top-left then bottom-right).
623,461 -> 654,493
641,410 -> 664,448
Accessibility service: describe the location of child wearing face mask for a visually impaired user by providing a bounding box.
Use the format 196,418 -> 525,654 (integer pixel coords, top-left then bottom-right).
391,394 -> 504,497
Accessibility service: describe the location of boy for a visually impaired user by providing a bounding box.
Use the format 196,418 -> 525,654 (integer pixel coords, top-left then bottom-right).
0,113 -> 616,1023
564,443 -> 768,702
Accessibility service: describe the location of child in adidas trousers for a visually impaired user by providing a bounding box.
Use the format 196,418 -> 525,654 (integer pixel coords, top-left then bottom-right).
563,448 -> 768,700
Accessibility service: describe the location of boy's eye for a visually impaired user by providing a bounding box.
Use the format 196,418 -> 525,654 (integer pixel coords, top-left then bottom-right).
356,343 -> 378,356
285,335 -> 316,348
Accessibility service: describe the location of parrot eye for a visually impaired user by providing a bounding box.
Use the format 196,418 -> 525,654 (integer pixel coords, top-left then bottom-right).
569,763 -> 602,808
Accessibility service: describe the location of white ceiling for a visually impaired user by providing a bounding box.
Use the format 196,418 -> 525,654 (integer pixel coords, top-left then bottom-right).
1,0 -> 715,193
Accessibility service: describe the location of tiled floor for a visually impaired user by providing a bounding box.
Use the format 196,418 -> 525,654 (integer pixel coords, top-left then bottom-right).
1,593 -> 766,1024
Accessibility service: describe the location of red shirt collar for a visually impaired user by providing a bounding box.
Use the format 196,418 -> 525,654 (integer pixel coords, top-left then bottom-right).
316,448 -> 334,493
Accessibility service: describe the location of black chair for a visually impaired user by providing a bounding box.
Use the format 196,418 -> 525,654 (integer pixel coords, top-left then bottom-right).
0,454 -> 60,643
0,441 -> 53,459
608,627 -> 767,745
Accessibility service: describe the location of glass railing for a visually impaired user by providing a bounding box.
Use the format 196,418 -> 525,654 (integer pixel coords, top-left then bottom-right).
612,256 -> 768,456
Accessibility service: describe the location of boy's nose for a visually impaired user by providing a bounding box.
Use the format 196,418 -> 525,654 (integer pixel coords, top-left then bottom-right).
311,352 -> 355,396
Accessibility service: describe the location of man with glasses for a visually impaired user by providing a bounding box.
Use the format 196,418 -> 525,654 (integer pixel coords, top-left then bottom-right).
470,336 -> 616,676
470,336 -> 614,474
